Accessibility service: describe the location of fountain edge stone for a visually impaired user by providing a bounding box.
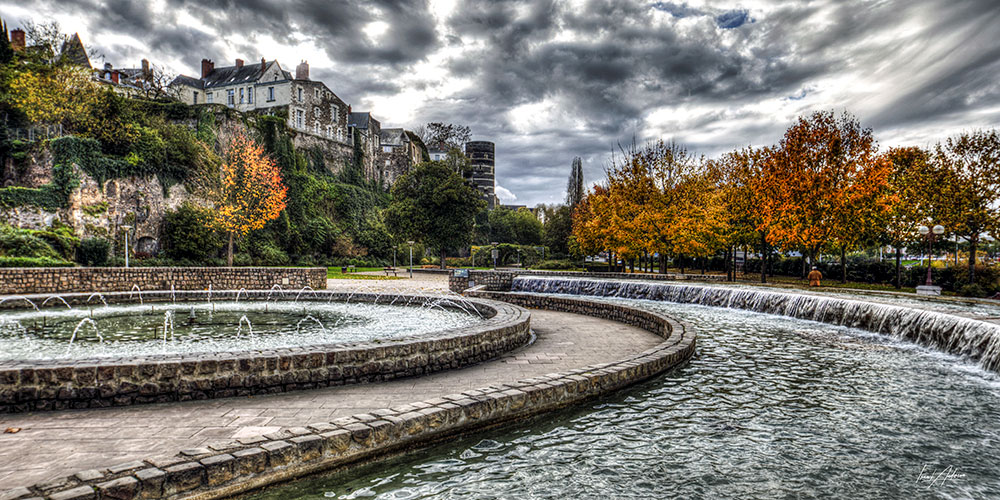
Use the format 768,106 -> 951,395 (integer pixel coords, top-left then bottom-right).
0,290 -> 530,413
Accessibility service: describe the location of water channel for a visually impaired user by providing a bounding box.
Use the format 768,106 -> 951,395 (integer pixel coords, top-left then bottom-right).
249,293 -> 1000,499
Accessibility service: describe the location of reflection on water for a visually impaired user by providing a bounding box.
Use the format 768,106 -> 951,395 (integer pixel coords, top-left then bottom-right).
249,297 -> 1000,500
0,301 -> 478,360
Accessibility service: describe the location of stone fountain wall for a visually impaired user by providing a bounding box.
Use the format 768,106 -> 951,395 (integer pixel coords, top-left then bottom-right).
511,276 -> 1000,372
0,291 -> 529,413
0,267 -> 327,295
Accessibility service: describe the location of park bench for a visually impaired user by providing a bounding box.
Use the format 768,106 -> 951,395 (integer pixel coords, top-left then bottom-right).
340,265 -> 356,273
384,267 -> 397,277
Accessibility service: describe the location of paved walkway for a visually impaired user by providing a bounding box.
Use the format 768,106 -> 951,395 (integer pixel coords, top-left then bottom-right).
0,307 -> 661,489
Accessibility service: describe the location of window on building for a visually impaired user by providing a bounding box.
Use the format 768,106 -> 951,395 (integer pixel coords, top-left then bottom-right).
247,87 -> 253,104
385,159 -> 390,167
331,104 -> 338,121
239,87 -> 244,104
314,106 -> 320,117
314,122 -> 320,134
207,92 -> 213,104
296,109 -> 304,128
193,91 -> 198,104
227,89 -> 235,106
297,87 -> 303,102
383,146 -> 393,153
314,88 -> 319,98
267,86 -> 275,102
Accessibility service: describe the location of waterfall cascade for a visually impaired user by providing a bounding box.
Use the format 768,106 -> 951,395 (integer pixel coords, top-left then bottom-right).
513,276 -> 1000,372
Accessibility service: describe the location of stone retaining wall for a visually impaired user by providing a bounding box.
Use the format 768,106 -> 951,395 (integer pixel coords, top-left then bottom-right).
448,269 -> 726,293
5,291 -> 696,500
0,291 -> 530,413
0,267 -> 327,295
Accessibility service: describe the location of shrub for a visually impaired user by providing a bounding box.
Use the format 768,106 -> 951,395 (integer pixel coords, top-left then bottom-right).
162,203 -> 221,263
958,283 -> 989,298
77,237 -> 110,266
0,256 -> 74,267
534,259 -> 577,270
0,225 -> 62,259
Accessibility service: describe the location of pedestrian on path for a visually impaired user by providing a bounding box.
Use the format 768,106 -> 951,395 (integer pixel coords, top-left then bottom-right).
808,266 -> 822,287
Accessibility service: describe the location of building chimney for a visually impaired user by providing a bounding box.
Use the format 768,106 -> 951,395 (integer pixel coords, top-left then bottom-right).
201,58 -> 214,78
260,57 -> 266,74
347,104 -> 352,113
295,60 -> 309,80
235,58 -> 244,69
111,70 -> 119,84
10,28 -> 25,51
141,58 -> 151,80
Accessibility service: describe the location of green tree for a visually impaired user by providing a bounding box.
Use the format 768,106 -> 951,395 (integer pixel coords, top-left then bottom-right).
488,206 -> 543,245
0,20 -> 13,65
925,130 -> 1000,285
163,202 -> 222,262
386,161 -> 485,269
567,157 -> 585,208
542,204 -> 573,255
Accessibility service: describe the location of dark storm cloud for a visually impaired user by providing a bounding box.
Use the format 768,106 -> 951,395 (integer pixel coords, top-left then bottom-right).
6,0 -> 999,206
165,0 -> 439,66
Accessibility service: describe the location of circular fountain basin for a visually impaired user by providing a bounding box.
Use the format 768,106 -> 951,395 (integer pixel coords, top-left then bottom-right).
0,290 -> 531,412
0,301 -> 479,361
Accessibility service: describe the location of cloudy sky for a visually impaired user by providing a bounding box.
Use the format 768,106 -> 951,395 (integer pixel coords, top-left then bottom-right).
4,0 -> 999,205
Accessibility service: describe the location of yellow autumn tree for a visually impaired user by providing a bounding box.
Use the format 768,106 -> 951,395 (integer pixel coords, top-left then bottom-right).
8,65 -> 97,127
213,132 -> 288,266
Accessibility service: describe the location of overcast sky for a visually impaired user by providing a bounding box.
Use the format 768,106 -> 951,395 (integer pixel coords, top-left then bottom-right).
4,0 -> 999,206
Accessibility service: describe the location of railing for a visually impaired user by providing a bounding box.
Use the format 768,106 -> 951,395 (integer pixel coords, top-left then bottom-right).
8,124 -> 66,142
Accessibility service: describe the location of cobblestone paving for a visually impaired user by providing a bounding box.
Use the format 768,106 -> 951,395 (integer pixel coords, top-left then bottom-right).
0,276 -> 661,489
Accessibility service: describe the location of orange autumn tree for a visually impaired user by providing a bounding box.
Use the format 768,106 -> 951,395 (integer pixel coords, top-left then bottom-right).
757,111 -> 883,280
213,132 -> 288,266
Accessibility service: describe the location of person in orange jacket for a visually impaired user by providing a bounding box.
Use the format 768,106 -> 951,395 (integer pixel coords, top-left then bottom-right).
808,266 -> 822,287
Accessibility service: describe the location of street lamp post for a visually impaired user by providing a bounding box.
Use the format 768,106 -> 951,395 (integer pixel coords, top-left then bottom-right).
120,225 -> 133,268
407,241 -> 414,278
916,224 -> 945,295
490,242 -> 498,269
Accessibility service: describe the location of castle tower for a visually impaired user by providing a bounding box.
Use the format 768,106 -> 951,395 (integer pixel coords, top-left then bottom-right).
465,141 -> 496,209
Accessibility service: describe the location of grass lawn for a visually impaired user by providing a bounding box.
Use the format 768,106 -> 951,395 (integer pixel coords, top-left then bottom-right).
326,267 -> 404,280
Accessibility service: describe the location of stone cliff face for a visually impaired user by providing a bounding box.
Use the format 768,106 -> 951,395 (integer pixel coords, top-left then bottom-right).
2,149 -> 206,255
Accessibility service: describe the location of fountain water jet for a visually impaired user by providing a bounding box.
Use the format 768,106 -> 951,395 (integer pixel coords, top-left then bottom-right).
68,318 -> 103,345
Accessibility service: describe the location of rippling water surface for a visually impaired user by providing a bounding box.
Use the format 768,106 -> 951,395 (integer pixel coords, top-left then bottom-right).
0,301 -> 478,360
250,296 -> 1000,500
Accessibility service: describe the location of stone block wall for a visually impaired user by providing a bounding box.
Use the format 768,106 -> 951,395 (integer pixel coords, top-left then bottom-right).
0,267 -> 327,295
449,269 -> 727,293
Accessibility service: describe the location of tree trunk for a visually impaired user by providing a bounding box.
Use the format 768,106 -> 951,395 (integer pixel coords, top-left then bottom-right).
895,245 -> 902,289
629,258 -> 634,273
701,257 -> 706,275
659,253 -> 667,274
440,248 -> 447,270
227,232 -> 234,267
802,250 -> 809,279
840,246 -> 847,284
969,236 -> 978,286
608,250 -> 612,272
760,231 -> 767,284
725,246 -> 732,281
